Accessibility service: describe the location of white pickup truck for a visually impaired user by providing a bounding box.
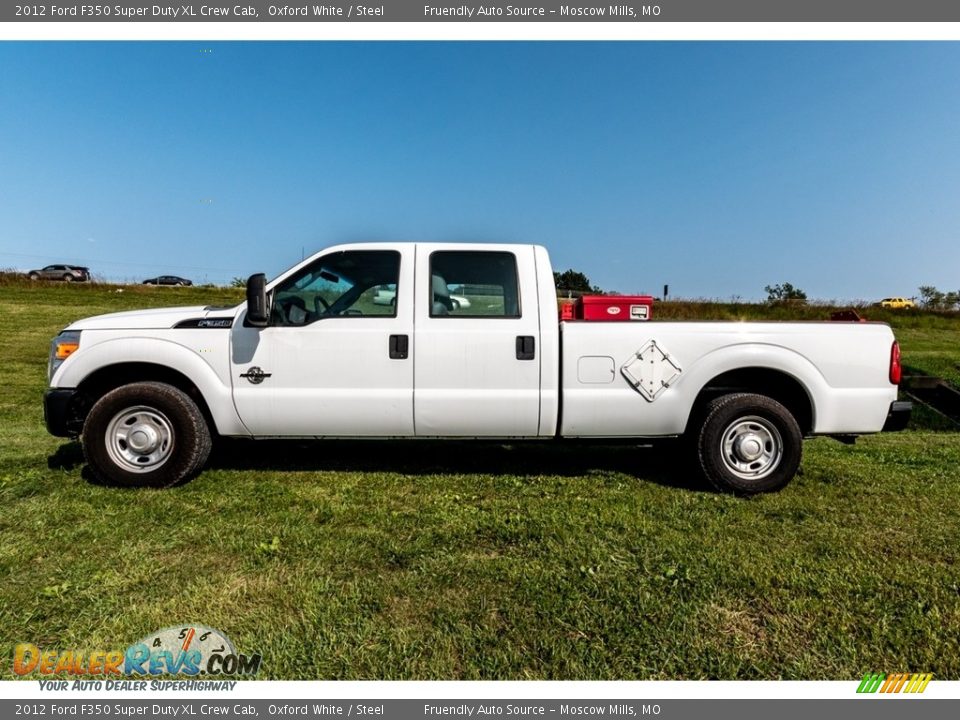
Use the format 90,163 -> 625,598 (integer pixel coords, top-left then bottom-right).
44,242 -> 910,494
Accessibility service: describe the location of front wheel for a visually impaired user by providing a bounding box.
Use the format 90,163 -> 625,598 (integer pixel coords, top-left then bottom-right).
695,393 -> 802,495
82,382 -> 212,488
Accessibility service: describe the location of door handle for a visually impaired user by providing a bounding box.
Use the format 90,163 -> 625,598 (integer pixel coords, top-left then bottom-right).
389,334 -> 409,360
516,335 -> 536,360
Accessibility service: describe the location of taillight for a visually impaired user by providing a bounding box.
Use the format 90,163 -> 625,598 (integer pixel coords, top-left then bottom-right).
889,341 -> 902,385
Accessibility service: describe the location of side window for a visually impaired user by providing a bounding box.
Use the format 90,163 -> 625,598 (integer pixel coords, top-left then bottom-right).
271,250 -> 400,326
429,251 -> 520,318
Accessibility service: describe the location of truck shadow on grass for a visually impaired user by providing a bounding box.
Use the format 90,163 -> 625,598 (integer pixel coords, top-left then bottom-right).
208,438 -> 709,492
47,441 -> 85,471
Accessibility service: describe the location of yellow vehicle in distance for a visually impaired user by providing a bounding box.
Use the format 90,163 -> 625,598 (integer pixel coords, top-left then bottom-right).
877,296 -> 916,309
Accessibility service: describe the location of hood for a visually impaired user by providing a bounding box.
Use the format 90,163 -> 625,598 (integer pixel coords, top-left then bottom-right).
66,305 -> 238,331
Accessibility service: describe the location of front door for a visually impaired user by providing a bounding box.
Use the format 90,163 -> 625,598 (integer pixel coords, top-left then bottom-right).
230,246 -> 415,436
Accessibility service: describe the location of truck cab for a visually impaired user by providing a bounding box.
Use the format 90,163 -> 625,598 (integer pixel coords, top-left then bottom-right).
232,243 -> 559,438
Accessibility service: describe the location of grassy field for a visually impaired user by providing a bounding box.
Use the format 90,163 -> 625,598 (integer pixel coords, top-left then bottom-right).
2,282 -> 959,680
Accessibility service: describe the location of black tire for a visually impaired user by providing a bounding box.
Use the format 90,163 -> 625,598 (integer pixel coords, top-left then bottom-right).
63,274 -> 73,282
29,272 -> 39,281
82,381 -> 212,488
695,393 -> 802,495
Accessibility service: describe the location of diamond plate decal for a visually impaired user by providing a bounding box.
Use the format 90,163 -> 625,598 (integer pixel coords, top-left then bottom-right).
621,340 -> 682,402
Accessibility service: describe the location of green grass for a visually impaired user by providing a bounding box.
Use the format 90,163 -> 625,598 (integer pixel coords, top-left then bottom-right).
2,282 -> 959,679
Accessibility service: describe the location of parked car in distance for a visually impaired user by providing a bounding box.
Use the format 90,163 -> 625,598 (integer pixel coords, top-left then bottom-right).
28,264 -> 90,282
877,297 -> 915,309
372,285 -> 398,306
143,275 -> 193,286
373,284 -> 471,309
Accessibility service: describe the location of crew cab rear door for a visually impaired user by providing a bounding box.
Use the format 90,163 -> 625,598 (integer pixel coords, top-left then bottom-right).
413,245 -> 541,437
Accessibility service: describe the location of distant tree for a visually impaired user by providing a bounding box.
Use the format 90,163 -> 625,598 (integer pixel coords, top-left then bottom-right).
230,276 -> 247,288
919,285 -> 960,310
554,269 -> 601,294
764,282 -> 807,304
918,285 -> 941,308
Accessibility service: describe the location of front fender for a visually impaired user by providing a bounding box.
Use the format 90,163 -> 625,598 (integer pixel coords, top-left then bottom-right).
52,336 -> 248,436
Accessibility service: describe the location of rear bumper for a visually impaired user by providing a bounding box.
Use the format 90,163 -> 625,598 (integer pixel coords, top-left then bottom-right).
881,400 -> 912,432
44,388 -> 80,437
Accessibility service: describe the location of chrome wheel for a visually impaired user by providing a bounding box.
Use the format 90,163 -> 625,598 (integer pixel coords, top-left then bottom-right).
720,415 -> 783,480
104,405 -> 175,473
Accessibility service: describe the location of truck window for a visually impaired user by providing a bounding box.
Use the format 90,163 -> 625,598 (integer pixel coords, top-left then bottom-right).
429,251 -> 520,318
271,250 -> 401,326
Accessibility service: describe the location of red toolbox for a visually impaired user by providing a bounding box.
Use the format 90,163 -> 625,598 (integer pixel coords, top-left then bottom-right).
562,295 -> 654,321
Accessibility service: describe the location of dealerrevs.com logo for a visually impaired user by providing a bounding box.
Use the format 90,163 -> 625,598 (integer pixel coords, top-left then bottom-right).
13,625 -> 262,678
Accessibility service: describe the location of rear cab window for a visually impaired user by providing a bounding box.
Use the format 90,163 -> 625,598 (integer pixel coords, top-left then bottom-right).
428,251 -> 520,318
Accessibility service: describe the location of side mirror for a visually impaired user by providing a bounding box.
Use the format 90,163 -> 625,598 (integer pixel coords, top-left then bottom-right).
246,273 -> 270,327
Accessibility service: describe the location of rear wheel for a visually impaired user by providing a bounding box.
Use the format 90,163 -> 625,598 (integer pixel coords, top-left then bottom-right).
82,382 -> 212,488
63,274 -> 73,282
695,393 -> 802,495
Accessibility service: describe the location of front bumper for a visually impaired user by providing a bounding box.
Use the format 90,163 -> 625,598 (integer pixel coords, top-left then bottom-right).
881,400 -> 912,432
44,388 -> 80,437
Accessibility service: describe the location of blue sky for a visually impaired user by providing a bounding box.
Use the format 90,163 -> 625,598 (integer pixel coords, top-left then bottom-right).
1,41 -> 959,299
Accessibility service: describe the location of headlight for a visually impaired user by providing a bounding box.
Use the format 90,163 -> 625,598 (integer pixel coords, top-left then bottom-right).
48,330 -> 81,384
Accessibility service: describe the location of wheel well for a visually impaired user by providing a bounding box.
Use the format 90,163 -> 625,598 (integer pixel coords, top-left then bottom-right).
75,363 -> 216,434
688,368 -> 814,434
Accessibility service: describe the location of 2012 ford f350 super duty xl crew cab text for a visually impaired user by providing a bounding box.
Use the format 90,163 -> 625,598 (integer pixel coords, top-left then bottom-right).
44,243 -> 911,494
